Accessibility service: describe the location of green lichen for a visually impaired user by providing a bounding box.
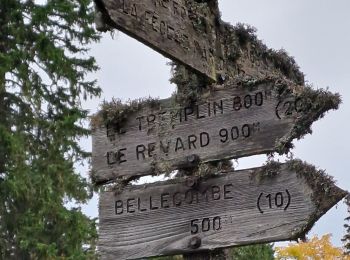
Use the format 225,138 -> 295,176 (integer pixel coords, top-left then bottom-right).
90,97 -> 160,130
169,61 -> 211,106
186,0 -> 220,34
252,160 -> 282,184
287,159 -> 347,240
176,159 -> 233,179
275,86 -> 341,154
220,22 -> 305,85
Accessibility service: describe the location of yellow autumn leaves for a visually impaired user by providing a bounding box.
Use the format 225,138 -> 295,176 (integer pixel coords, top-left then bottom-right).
276,234 -> 350,260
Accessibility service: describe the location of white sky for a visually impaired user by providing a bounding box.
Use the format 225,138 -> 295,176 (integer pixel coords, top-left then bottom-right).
81,0 -> 350,248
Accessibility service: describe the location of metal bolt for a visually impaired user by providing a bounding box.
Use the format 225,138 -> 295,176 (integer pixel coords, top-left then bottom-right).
186,177 -> 196,188
188,237 -> 201,249
216,73 -> 226,84
119,128 -> 126,134
187,154 -> 199,164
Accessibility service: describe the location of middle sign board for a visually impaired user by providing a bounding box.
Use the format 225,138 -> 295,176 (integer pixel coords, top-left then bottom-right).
92,79 -> 339,184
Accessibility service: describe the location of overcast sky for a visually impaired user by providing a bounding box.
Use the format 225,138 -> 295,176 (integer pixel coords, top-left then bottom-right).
81,0 -> 350,248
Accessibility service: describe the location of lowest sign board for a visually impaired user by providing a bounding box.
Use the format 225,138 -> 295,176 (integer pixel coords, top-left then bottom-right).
98,161 -> 347,259
91,79 -> 339,184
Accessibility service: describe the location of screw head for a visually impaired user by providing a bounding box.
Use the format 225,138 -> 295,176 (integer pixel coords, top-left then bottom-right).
118,128 -> 126,134
189,237 -> 201,249
186,177 -> 196,188
187,154 -> 199,164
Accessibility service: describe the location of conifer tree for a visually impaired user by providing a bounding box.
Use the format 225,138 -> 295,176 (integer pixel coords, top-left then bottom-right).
229,244 -> 275,260
0,0 -> 100,258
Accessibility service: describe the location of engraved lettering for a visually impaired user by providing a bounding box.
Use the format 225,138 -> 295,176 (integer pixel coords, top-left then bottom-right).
214,100 -> 223,115
212,186 -> 221,200
138,198 -> 147,212
200,132 -> 210,147
224,184 -> 234,199
136,116 -> 144,131
161,193 -> 170,208
127,198 -> 135,213
115,200 -> 123,215
148,142 -> 156,157
152,14 -> 160,32
175,137 -> 185,152
167,25 -> 175,40
147,114 -> 156,126
150,196 -> 158,210
173,192 -> 182,206
160,140 -> 170,154
145,10 -> 152,25
188,135 -> 197,149
184,106 -> 193,121
136,144 -> 146,160
196,104 -> 205,119
131,4 -> 137,17
160,20 -> 166,35
107,148 -> 127,165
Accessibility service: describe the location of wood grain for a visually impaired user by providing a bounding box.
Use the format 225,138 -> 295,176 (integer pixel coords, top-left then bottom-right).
99,0 -> 217,80
98,163 -> 346,259
92,81 -> 315,184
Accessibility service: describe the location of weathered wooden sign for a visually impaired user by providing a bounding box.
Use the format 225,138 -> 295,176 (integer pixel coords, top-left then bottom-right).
91,79 -> 339,184
98,161 -> 347,259
95,0 -> 218,80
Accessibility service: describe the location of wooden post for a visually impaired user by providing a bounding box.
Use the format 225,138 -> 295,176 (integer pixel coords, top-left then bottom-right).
184,248 -> 228,260
183,252 -> 210,260
180,165 -> 229,260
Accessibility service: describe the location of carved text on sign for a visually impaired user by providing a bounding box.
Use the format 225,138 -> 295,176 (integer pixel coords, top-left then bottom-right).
98,162 -> 346,259
92,81 -> 317,183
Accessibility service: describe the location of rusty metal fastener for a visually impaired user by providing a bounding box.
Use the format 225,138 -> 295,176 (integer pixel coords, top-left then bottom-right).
186,177 -> 196,188
187,154 -> 199,164
188,237 -> 201,249
119,128 -> 126,134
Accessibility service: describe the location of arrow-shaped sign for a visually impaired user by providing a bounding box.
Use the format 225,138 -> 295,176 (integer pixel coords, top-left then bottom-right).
98,160 -> 347,259
91,78 -> 340,184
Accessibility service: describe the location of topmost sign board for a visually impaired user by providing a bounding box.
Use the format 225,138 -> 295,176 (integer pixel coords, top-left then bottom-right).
95,0 -> 218,81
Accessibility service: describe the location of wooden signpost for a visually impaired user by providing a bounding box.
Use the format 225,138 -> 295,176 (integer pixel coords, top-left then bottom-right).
92,0 -> 347,259
99,162 -> 347,259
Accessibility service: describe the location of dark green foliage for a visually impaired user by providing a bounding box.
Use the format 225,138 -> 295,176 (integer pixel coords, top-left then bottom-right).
0,0 -> 100,258
150,245 -> 274,260
343,195 -> 350,255
229,244 -> 275,260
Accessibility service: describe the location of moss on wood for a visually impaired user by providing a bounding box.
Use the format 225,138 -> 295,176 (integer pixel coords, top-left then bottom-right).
286,159 -> 347,240
275,85 -> 341,154
252,160 -> 282,184
90,97 -> 160,130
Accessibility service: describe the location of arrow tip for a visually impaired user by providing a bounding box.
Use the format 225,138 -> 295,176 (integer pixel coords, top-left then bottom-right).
287,160 -> 348,240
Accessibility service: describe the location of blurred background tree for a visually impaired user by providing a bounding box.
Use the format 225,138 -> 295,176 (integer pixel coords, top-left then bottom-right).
0,0 -> 100,258
275,234 -> 349,260
151,244 -> 274,260
343,195 -> 350,256
229,244 -> 274,260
